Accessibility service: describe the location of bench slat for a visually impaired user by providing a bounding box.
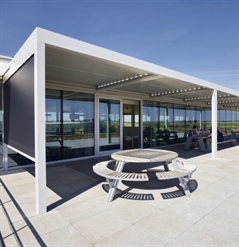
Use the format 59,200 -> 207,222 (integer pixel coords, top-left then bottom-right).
156,164 -> 196,180
218,139 -> 236,144
93,160 -> 149,181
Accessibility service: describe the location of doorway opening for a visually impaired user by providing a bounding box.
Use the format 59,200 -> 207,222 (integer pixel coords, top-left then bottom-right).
123,100 -> 140,150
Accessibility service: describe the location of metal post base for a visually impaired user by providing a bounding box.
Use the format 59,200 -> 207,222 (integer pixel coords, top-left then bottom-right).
178,176 -> 191,197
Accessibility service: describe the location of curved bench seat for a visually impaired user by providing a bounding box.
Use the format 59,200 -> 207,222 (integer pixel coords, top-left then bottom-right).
156,159 -> 197,197
93,161 -> 149,181
93,158 -> 197,201
93,160 -> 149,202
156,164 -> 197,180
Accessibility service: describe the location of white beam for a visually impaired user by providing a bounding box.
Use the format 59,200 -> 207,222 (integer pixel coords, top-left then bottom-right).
211,89 -> 217,159
34,41 -> 46,214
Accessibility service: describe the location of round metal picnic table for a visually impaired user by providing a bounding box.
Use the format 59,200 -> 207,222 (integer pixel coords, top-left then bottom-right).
111,148 -> 178,172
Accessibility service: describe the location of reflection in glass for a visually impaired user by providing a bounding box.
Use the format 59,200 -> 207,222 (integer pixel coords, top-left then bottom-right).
231,111 -> 238,131
186,106 -> 197,130
143,101 -> 179,147
46,89 -> 62,161
142,101 -> 159,148
174,105 -> 186,141
202,108 -> 211,130
99,99 -> 120,151
123,102 -> 140,149
218,110 -> 225,131
236,111 -> 239,131
62,91 -> 94,158
46,89 -> 94,161
225,110 -> 232,131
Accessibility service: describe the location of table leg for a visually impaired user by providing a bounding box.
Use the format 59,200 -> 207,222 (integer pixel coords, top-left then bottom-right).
184,136 -> 192,149
198,137 -> 206,152
178,177 -> 191,197
106,160 -> 125,202
163,161 -> 169,171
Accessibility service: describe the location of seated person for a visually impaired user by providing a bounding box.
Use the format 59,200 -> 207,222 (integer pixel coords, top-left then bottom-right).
194,126 -> 202,150
205,133 -> 212,147
217,127 -> 224,142
205,127 -> 223,147
189,125 -> 197,136
202,125 -> 210,136
189,125 -> 201,150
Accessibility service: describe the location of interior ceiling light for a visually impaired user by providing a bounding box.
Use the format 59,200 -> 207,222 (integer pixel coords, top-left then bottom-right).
184,94 -> 236,102
150,86 -> 207,97
97,73 -> 152,89
184,95 -> 211,101
223,103 -> 239,107
218,94 -> 231,98
206,101 -> 239,106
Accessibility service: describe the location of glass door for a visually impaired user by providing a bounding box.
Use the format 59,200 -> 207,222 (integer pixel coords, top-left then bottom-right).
99,98 -> 120,152
123,100 -> 140,150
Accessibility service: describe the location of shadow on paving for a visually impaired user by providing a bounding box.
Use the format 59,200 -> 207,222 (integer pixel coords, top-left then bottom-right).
159,141 -> 239,159
27,156 -> 111,211
102,177 -> 198,201
25,140 -> 238,211
0,179 -> 47,247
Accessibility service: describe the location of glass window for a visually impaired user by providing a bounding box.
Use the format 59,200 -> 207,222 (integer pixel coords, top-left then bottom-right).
143,101 -> 159,148
202,108 -> 211,130
46,89 -> 62,161
123,101 -> 140,149
160,103 -> 175,145
231,110 -> 238,131
174,104 -> 186,142
99,99 -> 120,151
186,106 -> 196,130
63,91 -> 94,158
218,110 -> 226,132
123,104 -> 139,128
195,106 -> 203,128
225,110 -> 232,131
46,89 -> 94,161
142,101 -> 178,147
236,111 -> 239,131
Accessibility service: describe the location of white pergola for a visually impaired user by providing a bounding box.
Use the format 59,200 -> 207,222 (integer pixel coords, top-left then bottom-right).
2,27 -> 239,214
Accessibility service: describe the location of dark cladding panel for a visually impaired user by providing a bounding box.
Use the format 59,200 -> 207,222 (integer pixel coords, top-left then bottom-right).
4,56 -> 35,158
0,85 -> 2,110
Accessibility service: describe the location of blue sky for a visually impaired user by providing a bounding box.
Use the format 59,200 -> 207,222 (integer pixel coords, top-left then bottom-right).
0,0 -> 238,91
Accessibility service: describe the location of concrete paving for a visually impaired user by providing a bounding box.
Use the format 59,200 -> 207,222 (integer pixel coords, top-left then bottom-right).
0,143 -> 238,246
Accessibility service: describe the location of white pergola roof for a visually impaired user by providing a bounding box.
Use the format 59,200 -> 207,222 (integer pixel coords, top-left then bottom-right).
3,27 -> 239,110
45,41 -> 239,110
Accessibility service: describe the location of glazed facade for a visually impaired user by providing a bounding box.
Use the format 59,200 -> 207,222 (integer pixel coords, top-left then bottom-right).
2,87 -> 238,169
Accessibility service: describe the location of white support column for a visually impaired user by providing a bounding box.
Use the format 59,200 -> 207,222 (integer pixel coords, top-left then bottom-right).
2,87 -> 8,171
2,143 -> 8,171
120,99 -> 123,149
94,95 -> 99,155
211,89 -> 217,159
140,99 -> 143,148
34,41 -> 46,214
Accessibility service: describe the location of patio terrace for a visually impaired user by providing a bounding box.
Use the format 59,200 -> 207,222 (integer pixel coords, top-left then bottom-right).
0,142 -> 238,246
